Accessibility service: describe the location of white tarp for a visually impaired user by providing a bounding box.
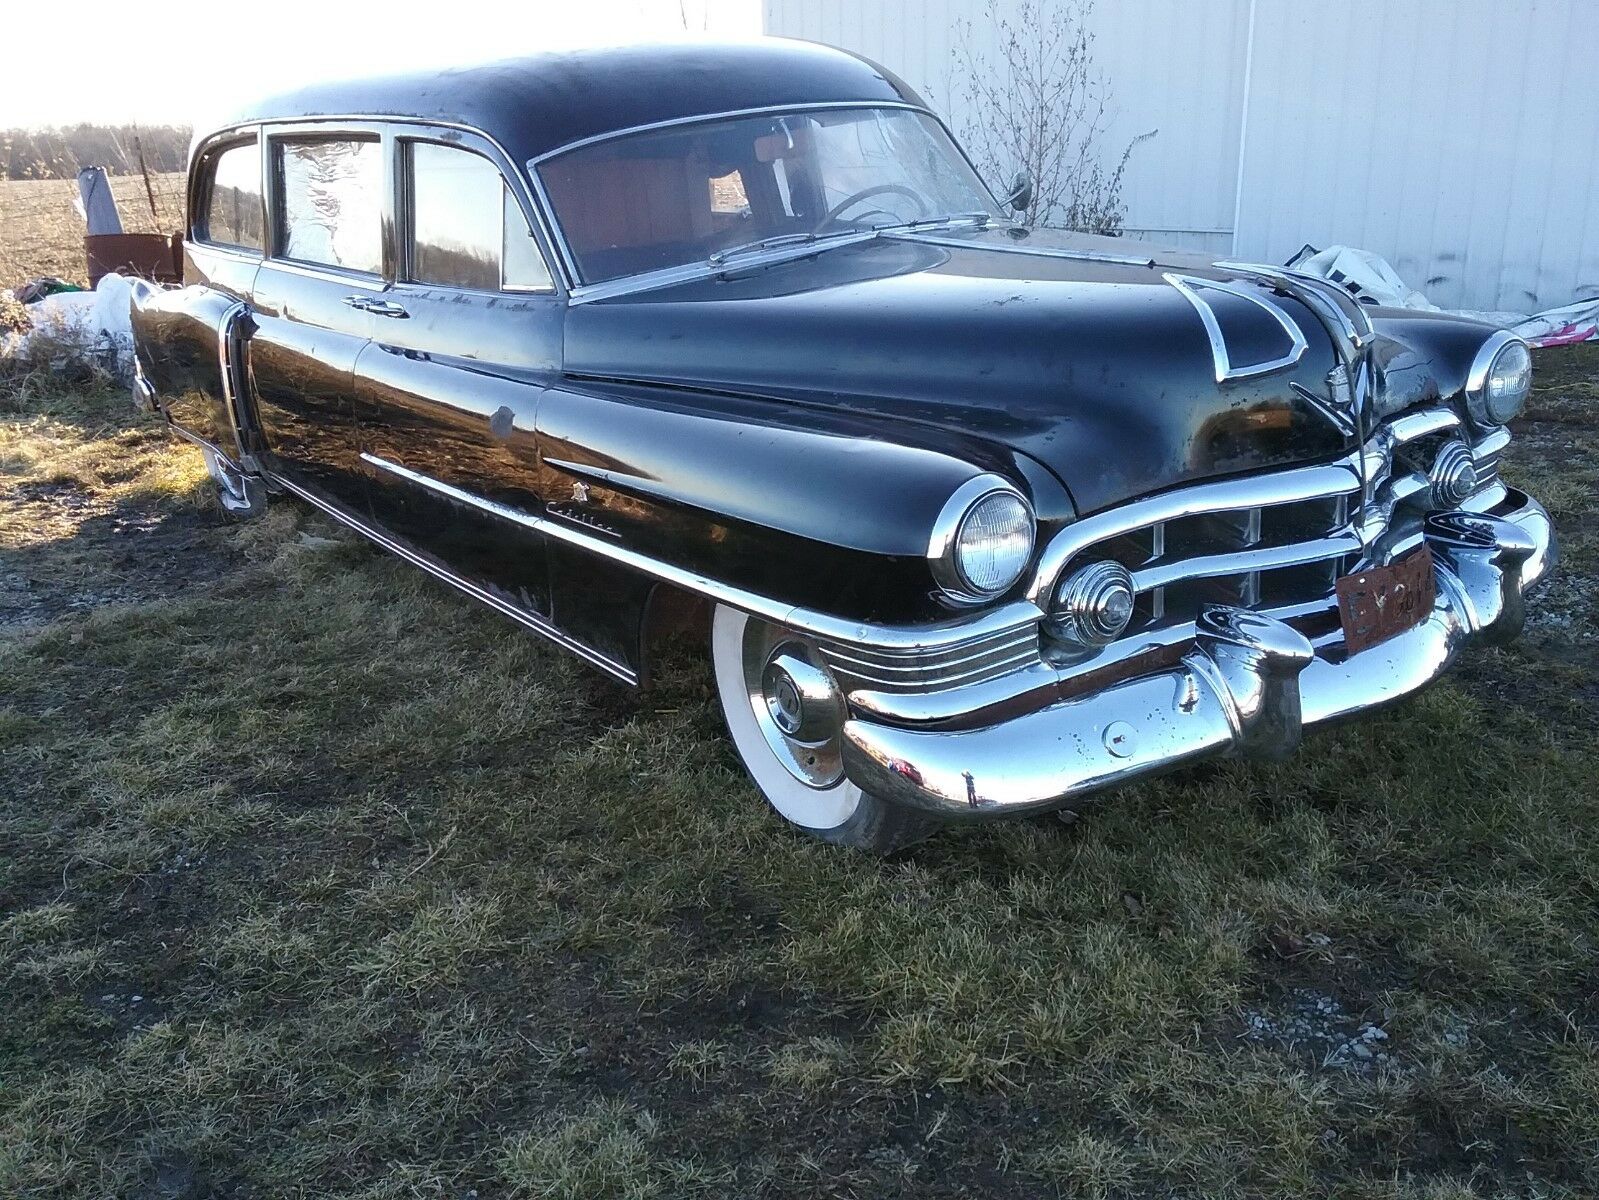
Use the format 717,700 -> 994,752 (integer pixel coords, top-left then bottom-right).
0,273 -> 136,380
1288,244 -> 1599,347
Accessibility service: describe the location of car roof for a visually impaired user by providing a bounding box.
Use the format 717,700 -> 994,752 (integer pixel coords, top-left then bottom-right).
213,38 -> 926,164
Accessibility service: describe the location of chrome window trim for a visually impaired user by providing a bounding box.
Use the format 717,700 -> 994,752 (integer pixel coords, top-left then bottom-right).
562,230 -> 884,305
526,99 -> 932,166
187,240 -> 264,269
395,136 -> 559,297
1163,273 -> 1310,382
265,127 -> 389,279
258,256 -> 386,289
190,134 -> 266,255
359,451 -> 1047,653
926,473 -> 1036,604
201,114 -> 575,294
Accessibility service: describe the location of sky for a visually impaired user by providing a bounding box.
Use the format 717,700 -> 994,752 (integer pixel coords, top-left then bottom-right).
5,0 -> 761,129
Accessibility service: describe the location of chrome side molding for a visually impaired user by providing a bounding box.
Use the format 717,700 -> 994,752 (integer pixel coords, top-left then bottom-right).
360,452 -> 1047,655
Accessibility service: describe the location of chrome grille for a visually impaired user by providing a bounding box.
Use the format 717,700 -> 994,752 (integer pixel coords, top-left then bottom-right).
818,623 -> 1038,693
1060,478 -> 1362,637
1034,406 -> 1508,643
1472,426 -> 1510,489
822,408 -> 1510,699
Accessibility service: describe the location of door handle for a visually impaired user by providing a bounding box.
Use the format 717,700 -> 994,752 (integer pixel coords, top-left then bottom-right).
342,296 -> 410,318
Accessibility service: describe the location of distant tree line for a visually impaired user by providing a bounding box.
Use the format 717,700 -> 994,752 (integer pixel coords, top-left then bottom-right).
2,124 -> 191,181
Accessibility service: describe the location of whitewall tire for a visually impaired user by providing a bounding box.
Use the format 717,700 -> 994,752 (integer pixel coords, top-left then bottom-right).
710,604 -> 935,854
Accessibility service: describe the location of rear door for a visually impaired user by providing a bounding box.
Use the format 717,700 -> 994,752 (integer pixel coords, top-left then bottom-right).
247,128 -> 385,514
355,131 -> 565,618
130,134 -> 263,466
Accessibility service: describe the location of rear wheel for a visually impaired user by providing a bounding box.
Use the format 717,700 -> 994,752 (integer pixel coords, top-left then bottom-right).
202,447 -> 266,521
710,604 -> 935,854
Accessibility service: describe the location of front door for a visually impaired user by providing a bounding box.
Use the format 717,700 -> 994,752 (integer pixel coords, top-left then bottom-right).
355,133 -> 564,619
248,130 -> 385,515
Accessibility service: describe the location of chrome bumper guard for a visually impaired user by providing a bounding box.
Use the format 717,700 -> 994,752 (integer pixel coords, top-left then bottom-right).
841,493 -> 1554,819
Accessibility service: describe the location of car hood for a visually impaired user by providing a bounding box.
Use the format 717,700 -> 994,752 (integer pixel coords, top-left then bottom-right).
563,228 -> 1354,515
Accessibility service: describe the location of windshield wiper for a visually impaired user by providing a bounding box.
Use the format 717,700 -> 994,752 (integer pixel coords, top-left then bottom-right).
876,211 -> 999,234
708,228 -> 861,267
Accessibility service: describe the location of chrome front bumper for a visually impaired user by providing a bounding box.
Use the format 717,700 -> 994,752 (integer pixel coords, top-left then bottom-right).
841,494 -> 1555,819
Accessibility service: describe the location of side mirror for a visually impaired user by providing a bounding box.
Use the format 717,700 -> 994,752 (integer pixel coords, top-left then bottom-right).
1004,171 -> 1034,212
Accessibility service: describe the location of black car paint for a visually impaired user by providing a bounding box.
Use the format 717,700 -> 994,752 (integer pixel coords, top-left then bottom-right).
131,42 -> 1498,686
564,231 -> 1356,518
224,40 -> 922,172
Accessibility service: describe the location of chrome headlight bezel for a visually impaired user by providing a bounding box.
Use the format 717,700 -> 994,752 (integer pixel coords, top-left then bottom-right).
928,475 -> 1037,604
1465,331 -> 1532,427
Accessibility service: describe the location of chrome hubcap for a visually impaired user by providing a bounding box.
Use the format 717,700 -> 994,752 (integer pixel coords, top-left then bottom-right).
741,623 -> 844,789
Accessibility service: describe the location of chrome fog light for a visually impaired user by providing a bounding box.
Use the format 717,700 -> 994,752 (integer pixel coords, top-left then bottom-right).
1429,440 -> 1479,508
1048,560 -> 1135,647
1466,333 -> 1532,426
760,647 -> 840,743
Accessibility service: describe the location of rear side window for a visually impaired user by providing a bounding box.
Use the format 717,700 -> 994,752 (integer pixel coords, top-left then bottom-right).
407,141 -> 552,291
276,137 -> 383,274
199,141 -> 263,250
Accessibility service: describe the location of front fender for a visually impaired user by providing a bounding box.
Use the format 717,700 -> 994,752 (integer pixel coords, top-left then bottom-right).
536,378 -> 1072,625
1369,308 -> 1505,422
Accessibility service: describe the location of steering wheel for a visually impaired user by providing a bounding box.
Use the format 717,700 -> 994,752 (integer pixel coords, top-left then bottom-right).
812,183 -> 926,233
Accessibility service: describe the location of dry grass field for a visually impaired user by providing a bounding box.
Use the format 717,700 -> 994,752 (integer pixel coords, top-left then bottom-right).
2,175 -> 1599,1198
0,172 -> 184,283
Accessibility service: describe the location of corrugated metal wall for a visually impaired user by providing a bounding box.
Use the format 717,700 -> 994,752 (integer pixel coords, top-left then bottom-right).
765,0 -> 1598,311
1232,0 -> 1598,312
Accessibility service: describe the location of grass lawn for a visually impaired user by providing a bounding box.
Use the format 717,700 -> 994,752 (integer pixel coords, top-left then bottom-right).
2,221 -> 1598,1191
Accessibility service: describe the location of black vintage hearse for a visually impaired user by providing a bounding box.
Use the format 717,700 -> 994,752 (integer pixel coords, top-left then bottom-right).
131,39 -> 1554,851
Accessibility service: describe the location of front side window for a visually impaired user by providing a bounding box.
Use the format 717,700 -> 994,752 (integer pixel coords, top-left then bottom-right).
199,141 -> 263,250
408,141 -> 552,291
276,137 -> 383,274
537,106 -> 1001,284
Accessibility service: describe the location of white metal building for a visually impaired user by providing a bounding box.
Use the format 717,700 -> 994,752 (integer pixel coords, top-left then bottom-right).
763,0 -> 1598,314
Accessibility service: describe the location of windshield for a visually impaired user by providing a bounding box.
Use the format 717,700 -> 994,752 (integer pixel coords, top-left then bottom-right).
537,106 -> 1003,285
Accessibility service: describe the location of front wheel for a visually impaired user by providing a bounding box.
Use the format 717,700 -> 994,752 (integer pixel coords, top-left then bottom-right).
710,604 -> 935,854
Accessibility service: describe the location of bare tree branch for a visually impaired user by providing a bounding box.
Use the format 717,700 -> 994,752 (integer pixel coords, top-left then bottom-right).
951,0 -> 1155,234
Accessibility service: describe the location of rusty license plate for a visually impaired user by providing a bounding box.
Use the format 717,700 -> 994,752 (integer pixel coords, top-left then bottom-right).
1336,547 -> 1436,655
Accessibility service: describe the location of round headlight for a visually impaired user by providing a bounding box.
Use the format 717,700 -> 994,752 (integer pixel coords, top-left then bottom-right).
1048,560 -> 1135,647
929,478 -> 1036,601
1466,333 -> 1532,426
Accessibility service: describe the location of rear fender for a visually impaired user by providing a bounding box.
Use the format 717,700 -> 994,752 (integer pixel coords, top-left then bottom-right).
130,280 -> 257,468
